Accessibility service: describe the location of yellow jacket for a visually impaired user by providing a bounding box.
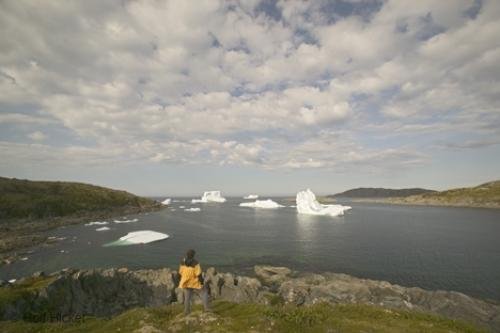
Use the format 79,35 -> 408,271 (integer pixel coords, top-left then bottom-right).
179,263 -> 202,289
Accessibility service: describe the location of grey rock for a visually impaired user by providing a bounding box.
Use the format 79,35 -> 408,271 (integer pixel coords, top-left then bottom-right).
278,271 -> 500,332
1,265 -> 499,332
254,265 -> 292,286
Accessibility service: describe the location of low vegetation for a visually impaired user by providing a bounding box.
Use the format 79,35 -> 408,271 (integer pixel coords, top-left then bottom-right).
0,177 -> 157,220
0,177 -> 161,258
0,300 -> 487,333
386,180 -> 500,209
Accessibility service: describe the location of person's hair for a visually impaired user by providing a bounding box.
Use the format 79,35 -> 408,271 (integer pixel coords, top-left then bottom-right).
186,249 -> 196,259
182,249 -> 198,267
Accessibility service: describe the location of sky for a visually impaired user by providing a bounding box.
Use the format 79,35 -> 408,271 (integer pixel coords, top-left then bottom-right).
0,0 -> 499,196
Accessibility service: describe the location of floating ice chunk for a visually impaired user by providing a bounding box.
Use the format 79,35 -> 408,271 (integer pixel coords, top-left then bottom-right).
104,230 -> 169,246
113,218 -> 139,224
8,279 -> 16,283
161,198 -> 171,205
96,227 -> 110,231
185,207 -> 201,212
20,257 -> 28,261
243,194 -> 259,200
296,189 -> 351,217
179,206 -> 185,208
239,199 -> 284,209
85,221 -> 108,226
192,191 -> 226,203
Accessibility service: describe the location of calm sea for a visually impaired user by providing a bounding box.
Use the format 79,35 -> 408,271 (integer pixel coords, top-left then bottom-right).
1,198 -> 499,302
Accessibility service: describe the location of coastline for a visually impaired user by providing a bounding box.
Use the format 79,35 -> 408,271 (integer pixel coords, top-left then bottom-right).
0,265 -> 498,332
341,197 -> 500,209
0,203 -> 163,266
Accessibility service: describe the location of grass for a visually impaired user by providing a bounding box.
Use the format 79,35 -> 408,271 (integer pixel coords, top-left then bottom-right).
0,300 -> 488,333
0,177 -> 157,220
393,180 -> 500,208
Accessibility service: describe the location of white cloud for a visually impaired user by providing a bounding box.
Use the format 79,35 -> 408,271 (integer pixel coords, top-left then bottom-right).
0,0 -> 499,176
28,131 -> 46,141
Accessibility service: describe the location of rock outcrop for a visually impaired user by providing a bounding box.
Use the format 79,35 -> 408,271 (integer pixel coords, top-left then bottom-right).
1,266 -> 499,332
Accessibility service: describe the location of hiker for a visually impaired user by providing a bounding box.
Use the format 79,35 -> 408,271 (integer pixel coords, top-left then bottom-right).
178,249 -> 210,314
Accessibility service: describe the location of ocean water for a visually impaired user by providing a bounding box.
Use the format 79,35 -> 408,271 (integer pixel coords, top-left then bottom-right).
1,198 -> 500,302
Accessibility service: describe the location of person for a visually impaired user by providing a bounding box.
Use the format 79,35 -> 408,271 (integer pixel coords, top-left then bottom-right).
178,249 -> 210,315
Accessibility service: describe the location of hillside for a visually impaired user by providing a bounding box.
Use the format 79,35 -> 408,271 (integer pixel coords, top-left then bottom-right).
386,180 -> 500,209
0,177 -> 161,258
329,187 -> 435,198
0,177 -> 157,220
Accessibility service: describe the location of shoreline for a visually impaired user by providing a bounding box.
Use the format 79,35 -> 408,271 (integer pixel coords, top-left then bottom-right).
1,265 -> 498,332
338,197 -> 500,209
0,203 -> 164,266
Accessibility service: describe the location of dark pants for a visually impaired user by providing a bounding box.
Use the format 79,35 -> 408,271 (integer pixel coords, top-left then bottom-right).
183,286 -> 209,315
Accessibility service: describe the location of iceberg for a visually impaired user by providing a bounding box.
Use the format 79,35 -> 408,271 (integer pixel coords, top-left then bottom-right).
296,189 -> 351,217
243,194 -> 259,199
113,218 -> 139,224
192,191 -> 226,203
96,227 -> 110,231
239,199 -> 284,209
85,221 -> 108,226
103,230 -> 169,246
161,198 -> 171,205
185,207 -> 201,212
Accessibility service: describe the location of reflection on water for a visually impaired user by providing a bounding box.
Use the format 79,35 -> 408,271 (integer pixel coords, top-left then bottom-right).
1,198 -> 500,302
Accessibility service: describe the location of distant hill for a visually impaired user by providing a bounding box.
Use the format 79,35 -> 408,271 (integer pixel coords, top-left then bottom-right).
387,180 -> 500,209
329,187 -> 435,199
0,177 -> 159,220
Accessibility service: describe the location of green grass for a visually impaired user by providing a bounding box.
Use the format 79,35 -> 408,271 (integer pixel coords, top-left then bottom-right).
389,180 -> 500,208
0,300 -> 488,333
0,177 -> 157,220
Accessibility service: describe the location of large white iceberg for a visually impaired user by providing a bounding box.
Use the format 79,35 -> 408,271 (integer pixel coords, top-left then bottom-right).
243,194 -> 259,200
192,191 -> 226,203
296,189 -> 351,217
104,230 -> 169,246
96,226 -> 110,231
239,199 -> 284,209
161,198 -> 171,205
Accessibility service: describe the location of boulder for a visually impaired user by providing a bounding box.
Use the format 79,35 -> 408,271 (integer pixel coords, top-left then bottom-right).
254,265 -> 292,286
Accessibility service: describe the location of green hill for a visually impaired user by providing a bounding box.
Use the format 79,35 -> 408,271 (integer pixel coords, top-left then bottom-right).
0,177 -> 161,257
0,177 -> 158,220
329,187 -> 435,198
386,181 -> 500,208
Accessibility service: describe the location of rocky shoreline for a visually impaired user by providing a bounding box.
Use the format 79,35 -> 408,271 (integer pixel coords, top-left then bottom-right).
0,203 -> 163,266
1,265 -> 498,332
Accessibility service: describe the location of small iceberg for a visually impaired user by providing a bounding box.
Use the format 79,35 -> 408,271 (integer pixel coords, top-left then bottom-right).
161,198 -> 171,205
239,199 -> 284,209
185,207 -> 201,212
192,191 -> 226,203
85,221 -> 108,226
296,189 -> 351,217
113,218 -> 139,224
8,279 -> 16,284
96,227 -> 110,231
243,194 -> 259,200
103,230 -> 169,246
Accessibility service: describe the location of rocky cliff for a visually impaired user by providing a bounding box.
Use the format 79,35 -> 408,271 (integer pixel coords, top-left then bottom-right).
1,266 -> 499,332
